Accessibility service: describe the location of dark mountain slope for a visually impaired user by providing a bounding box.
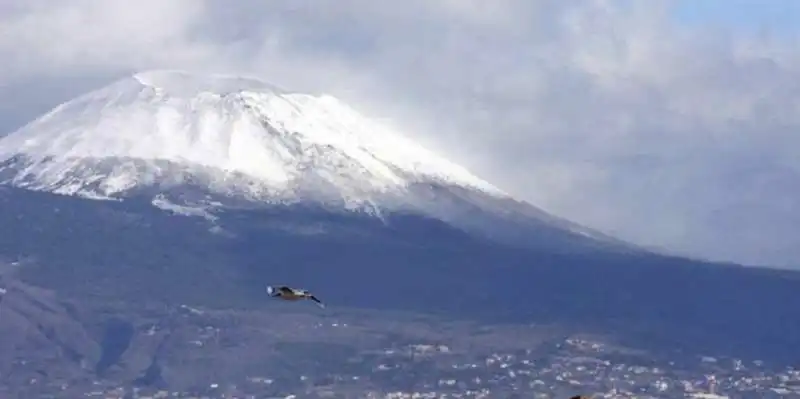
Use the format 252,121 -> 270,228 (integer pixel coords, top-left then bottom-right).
1,187 -> 799,366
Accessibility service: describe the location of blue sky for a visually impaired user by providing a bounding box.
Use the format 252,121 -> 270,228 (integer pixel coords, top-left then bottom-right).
672,0 -> 800,34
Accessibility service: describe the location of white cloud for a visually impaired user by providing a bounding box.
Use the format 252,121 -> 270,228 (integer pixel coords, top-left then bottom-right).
0,0 -> 799,268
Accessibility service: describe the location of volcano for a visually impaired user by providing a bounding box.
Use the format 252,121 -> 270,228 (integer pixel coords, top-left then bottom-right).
0,69 -> 634,254
0,71 -> 798,390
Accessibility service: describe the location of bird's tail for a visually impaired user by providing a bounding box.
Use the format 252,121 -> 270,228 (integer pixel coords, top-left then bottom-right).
310,295 -> 325,308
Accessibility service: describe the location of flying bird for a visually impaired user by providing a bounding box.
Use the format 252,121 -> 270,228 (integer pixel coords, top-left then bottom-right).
267,285 -> 325,308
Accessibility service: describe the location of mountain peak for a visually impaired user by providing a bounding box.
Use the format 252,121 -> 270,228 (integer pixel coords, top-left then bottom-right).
0,70 -> 506,208
132,69 -> 285,97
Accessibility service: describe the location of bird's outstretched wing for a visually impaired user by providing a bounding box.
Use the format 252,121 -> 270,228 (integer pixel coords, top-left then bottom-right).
267,285 -> 294,297
278,286 -> 294,294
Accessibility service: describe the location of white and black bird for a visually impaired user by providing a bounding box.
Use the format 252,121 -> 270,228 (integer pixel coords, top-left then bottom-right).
267,285 -> 325,308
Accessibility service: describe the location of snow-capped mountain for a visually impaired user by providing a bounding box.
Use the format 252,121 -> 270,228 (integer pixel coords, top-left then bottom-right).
0,70 -> 499,206
0,70 -> 633,253
2,71 -> 800,389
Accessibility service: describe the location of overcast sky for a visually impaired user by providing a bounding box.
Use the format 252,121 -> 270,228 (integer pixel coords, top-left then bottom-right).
1,0 -> 799,269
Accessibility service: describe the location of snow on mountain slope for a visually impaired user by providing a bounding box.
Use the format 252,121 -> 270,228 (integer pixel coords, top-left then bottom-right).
0,70 -> 632,251
0,70 -> 503,209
